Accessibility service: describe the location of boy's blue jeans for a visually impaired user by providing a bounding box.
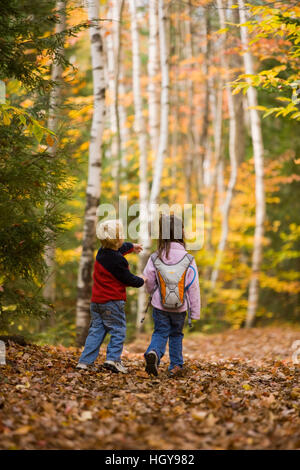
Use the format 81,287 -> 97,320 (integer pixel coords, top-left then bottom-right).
79,300 -> 126,364
145,307 -> 186,371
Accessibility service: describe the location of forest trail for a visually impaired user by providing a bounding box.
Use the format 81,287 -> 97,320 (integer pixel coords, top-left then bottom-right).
0,327 -> 299,450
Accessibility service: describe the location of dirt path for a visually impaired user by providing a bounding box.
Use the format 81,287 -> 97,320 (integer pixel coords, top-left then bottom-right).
0,327 -> 299,450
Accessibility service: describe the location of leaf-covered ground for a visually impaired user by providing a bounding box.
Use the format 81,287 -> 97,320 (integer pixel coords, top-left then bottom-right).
0,327 -> 299,450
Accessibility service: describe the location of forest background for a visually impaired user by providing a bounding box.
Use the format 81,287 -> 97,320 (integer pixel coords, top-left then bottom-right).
0,0 -> 299,347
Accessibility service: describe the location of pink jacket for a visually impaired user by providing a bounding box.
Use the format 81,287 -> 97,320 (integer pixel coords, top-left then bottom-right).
143,242 -> 201,319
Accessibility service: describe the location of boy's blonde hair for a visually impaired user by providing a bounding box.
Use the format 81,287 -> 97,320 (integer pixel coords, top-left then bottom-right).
96,219 -> 124,250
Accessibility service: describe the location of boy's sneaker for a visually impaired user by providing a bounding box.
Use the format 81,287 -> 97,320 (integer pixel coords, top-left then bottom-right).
76,362 -> 89,370
103,360 -> 128,374
145,350 -> 158,376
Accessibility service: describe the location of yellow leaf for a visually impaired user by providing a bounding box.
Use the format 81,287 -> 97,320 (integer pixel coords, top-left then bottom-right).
242,383 -> 252,391
3,112 -> 11,125
217,28 -> 229,34
206,413 -> 218,427
191,410 -> 207,422
276,97 -> 291,103
15,425 -> 32,435
248,105 -> 267,111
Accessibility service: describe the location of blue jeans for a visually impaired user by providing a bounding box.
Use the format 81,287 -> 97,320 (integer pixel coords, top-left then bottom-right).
145,307 -> 186,370
79,300 -> 126,364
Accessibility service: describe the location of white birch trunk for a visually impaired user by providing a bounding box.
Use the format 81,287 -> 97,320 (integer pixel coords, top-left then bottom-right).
206,79 -> 223,251
238,0 -> 266,327
196,9 -> 211,192
119,69 -> 129,168
211,0 -> 238,287
129,0 -> 150,329
169,0 -> 180,197
148,0 -> 160,157
106,3 -> 118,181
217,159 -> 225,209
184,2 -> 195,203
76,0 -> 106,345
43,0 -> 66,311
149,0 -> 169,209
107,0 -> 125,197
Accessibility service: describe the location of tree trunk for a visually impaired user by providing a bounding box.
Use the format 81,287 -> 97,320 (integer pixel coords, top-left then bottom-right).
43,0 -> 66,323
129,0 -> 150,330
149,0 -> 169,208
211,0 -> 239,287
106,3 -> 118,191
196,9 -> 211,194
119,65 -> 129,168
232,5 -> 245,165
169,0 -> 180,199
238,0 -> 266,327
184,0 -> 195,203
113,0 -> 125,197
206,78 -> 223,252
107,0 -> 125,200
76,0 -> 106,345
148,0 -> 159,158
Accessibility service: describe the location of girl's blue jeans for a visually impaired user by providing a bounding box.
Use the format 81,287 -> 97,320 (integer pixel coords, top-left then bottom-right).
79,300 -> 126,364
145,307 -> 186,371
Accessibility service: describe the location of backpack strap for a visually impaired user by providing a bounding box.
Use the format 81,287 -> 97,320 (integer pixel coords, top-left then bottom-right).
185,255 -> 196,292
140,253 -> 159,324
183,254 -> 194,328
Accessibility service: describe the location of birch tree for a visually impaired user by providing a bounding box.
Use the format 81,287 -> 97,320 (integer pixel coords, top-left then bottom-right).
148,0 -> 159,157
149,0 -> 169,209
238,0 -> 266,327
185,1 -> 195,203
106,2 -> 118,191
211,0 -> 239,287
129,0 -> 150,328
196,9 -> 211,191
76,0 -> 106,345
113,0 -> 125,194
43,0 -> 66,311
206,78 -> 223,252
119,65 -> 129,168
169,0 -> 180,197
106,0 -> 125,199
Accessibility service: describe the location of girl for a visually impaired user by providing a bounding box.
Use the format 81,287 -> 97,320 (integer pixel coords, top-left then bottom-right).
143,214 -> 201,376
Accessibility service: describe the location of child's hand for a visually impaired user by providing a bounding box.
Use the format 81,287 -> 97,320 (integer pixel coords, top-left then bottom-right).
133,243 -> 143,254
141,275 -> 147,282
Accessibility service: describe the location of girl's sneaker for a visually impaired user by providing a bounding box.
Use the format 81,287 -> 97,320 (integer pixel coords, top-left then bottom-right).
145,350 -> 158,376
169,365 -> 184,377
103,360 -> 128,374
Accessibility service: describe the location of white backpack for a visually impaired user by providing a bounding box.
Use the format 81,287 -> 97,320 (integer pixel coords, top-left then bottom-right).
142,252 -> 196,327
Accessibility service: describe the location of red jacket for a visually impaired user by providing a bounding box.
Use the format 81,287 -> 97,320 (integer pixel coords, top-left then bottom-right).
91,242 -> 144,304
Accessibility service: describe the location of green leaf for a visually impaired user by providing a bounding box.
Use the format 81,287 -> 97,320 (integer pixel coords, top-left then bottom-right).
32,123 -> 44,143
19,114 -> 27,126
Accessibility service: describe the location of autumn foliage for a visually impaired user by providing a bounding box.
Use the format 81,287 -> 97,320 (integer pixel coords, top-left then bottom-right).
0,327 -> 299,450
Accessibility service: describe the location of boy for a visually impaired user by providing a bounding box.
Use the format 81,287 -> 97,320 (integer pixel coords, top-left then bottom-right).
76,219 -> 145,373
